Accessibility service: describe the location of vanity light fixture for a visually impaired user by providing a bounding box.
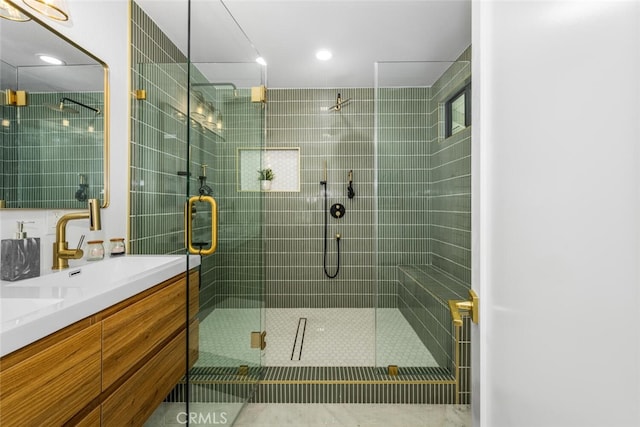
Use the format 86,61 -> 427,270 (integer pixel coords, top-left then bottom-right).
316,49 -> 332,61
22,0 -> 69,21
38,54 -> 65,65
0,0 -> 29,20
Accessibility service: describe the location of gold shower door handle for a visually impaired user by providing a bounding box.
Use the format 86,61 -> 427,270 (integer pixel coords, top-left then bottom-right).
448,289 -> 479,326
186,195 -> 218,255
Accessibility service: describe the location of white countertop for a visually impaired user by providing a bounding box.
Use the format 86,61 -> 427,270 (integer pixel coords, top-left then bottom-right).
0,255 -> 200,357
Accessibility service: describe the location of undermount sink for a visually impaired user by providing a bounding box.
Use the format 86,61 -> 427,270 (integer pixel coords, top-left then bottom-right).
0,298 -> 63,323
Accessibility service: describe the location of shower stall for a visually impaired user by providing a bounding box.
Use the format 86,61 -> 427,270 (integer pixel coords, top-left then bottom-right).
131,1 -> 471,425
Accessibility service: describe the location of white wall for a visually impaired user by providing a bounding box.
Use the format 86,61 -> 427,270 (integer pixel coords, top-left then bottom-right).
0,0 -> 129,272
474,1 -> 640,426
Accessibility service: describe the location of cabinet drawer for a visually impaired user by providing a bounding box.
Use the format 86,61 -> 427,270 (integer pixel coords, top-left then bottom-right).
102,276 -> 186,390
102,329 -> 186,427
74,405 -> 101,427
0,323 -> 101,426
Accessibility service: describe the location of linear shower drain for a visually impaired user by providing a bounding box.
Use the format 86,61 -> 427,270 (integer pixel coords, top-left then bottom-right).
290,317 -> 307,361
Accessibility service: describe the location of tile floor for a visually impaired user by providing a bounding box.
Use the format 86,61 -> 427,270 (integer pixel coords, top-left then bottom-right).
146,308 -> 459,426
196,308 -> 437,368
146,403 -> 472,427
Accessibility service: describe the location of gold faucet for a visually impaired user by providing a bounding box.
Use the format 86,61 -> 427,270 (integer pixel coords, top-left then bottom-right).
52,198 -> 102,270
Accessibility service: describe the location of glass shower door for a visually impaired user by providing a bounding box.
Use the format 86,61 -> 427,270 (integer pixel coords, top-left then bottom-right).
185,65 -> 266,424
185,1 -> 267,424
131,0 -> 266,424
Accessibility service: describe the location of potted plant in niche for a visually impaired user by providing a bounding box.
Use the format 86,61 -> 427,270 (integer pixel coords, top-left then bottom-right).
258,168 -> 274,191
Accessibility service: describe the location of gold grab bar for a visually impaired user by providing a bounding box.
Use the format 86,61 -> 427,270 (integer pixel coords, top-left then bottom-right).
186,195 -> 218,255
448,289 -> 479,326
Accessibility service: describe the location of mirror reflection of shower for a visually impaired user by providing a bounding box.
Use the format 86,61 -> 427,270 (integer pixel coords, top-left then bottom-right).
75,174 -> 89,202
44,97 -> 101,115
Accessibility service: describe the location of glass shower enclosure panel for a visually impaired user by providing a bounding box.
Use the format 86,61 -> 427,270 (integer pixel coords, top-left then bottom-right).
186,0 -> 267,423
131,0 -> 266,423
185,62 -> 266,422
375,59 -> 472,385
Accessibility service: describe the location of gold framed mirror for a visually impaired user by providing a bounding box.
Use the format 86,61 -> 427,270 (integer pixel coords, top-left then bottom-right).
1,0 -> 109,209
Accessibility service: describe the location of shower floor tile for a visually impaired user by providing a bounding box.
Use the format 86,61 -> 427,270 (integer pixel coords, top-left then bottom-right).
196,305 -> 262,368
196,306 -> 437,368
264,308 -> 376,366
376,308 -> 439,367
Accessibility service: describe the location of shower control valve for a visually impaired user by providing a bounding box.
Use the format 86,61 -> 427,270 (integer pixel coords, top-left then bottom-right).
330,203 -> 346,219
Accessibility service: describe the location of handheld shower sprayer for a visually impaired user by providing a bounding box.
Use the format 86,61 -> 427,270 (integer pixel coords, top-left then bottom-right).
347,170 -> 355,199
320,172 -> 341,279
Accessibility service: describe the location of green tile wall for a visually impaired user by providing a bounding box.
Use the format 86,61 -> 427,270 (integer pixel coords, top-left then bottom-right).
429,47 -> 472,284
197,89 -> 265,311
264,88 -> 376,308
129,2 -> 264,314
129,0 -> 189,257
265,49 -> 471,308
130,1 -> 470,338
377,87 -> 432,306
1,92 -> 103,208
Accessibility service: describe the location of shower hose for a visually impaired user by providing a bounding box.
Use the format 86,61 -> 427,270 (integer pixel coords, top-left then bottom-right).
321,181 -> 340,278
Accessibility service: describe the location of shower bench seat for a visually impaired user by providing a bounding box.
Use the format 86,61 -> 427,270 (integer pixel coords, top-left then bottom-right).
397,265 -> 470,370
398,265 -> 469,304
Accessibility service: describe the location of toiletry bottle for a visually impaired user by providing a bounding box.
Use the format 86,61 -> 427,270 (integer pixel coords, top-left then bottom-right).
1,221 -> 41,281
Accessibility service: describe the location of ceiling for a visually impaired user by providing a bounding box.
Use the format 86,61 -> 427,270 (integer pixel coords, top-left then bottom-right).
0,12 -> 103,91
139,0 -> 472,89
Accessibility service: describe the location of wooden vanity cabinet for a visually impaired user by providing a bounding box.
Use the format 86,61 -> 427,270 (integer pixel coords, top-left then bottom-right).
0,269 -> 199,427
99,269 -> 199,426
0,322 -> 102,426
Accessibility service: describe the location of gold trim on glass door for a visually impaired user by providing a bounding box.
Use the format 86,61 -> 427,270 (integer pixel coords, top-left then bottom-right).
186,195 -> 218,255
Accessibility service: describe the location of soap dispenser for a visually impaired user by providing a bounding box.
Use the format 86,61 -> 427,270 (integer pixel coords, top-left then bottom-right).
1,221 -> 41,281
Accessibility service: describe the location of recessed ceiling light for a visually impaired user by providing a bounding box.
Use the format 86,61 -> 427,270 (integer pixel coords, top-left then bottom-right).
38,54 -> 65,65
316,49 -> 332,61
256,56 -> 267,66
